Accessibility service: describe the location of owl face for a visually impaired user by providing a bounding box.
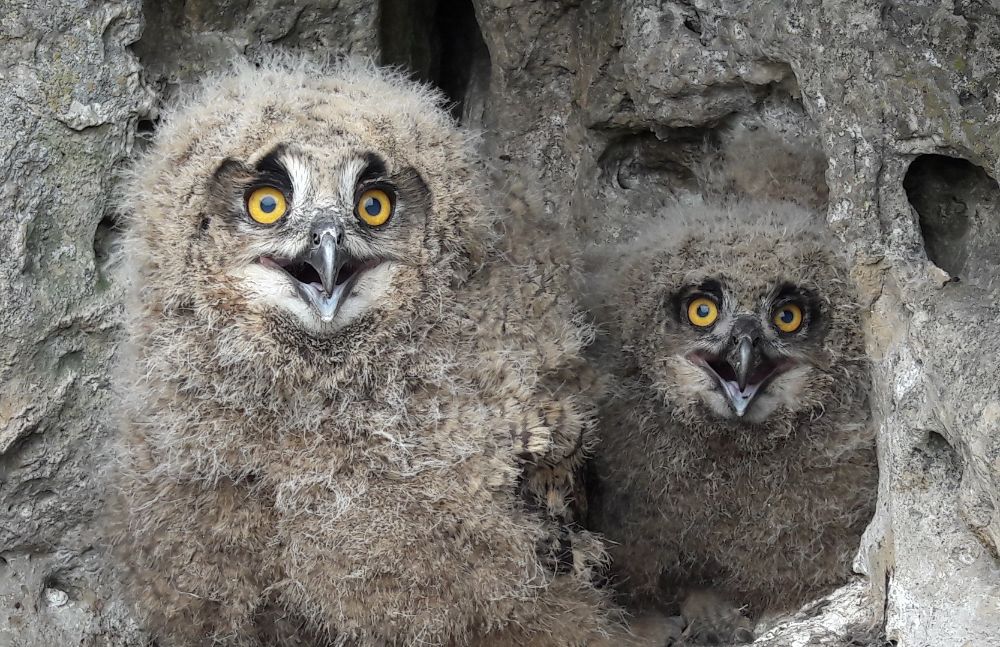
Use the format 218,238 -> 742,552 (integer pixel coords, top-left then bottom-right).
130,61 -> 491,368
614,217 -> 855,427
659,273 -> 830,423
203,143 -> 432,334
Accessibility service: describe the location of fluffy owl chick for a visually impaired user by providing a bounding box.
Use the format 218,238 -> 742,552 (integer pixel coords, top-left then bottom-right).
585,202 -> 877,643
112,56 -> 639,647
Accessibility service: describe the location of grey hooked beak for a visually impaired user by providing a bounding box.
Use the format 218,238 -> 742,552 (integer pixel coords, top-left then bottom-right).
731,335 -> 755,392
295,222 -> 363,324
717,319 -> 768,417
305,231 -> 346,297
259,219 -> 383,326
690,318 -> 792,420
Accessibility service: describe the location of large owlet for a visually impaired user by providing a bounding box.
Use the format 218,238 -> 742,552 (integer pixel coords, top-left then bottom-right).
585,202 -> 877,643
111,56 -> 653,647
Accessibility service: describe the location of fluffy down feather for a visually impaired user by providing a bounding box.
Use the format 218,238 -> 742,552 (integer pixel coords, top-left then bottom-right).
584,201 -> 877,640
111,55 -> 640,647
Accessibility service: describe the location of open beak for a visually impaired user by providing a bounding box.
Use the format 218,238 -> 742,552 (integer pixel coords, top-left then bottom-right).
723,335 -> 764,416
259,224 -> 380,323
307,231 -> 343,298
689,323 -> 792,417
297,231 -> 359,323
731,335 -> 756,393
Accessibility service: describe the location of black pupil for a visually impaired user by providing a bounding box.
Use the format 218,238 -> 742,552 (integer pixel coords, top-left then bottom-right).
780,309 -> 795,324
260,195 -> 277,213
696,304 -> 710,318
364,196 -> 382,216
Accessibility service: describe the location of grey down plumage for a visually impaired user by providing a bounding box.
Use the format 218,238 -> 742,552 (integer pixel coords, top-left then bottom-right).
585,199 -> 878,643
110,56 -> 646,647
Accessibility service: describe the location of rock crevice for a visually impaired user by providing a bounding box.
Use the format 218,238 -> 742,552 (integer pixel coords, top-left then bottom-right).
2,1 -> 999,645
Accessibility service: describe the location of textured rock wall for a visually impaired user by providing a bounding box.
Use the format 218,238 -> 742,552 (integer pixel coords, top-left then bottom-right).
0,2 -> 150,644
2,1 -> 998,645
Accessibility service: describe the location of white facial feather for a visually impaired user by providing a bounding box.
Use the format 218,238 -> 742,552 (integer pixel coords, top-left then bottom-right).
233,260 -> 400,332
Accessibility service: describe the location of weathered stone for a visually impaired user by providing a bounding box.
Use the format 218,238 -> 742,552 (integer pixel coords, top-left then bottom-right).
474,1 -> 1000,644
3,0 -> 999,645
135,0 -> 380,93
0,1 -> 152,645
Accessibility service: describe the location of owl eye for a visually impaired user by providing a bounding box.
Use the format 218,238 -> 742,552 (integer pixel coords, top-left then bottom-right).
356,188 -> 393,227
687,297 -> 719,327
247,186 -> 288,224
773,303 -> 804,333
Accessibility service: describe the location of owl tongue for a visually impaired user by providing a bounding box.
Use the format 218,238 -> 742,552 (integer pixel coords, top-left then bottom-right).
697,354 -> 785,418
718,377 -> 761,417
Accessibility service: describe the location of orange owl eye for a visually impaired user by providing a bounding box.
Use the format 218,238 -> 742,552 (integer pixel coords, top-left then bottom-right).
687,297 -> 719,327
773,303 -> 804,333
355,188 -> 393,227
247,187 -> 287,224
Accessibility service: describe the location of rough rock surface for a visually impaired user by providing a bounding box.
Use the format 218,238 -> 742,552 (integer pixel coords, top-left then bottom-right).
1,1 -> 998,646
0,1 -> 151,645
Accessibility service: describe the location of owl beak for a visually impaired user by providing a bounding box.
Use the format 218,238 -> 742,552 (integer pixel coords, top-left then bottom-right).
690,321 -> 791,418
259,223 -> 381,324
305,231 -> 345,297
715,336 -> 758,417
298,230 -> 358,323
730,336 -> 756,393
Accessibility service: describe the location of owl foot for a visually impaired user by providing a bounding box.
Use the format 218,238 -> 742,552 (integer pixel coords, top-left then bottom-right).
679,590 -> 754,645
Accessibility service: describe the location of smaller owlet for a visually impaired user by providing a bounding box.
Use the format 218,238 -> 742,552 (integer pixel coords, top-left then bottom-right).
109,55 -> 665,647
585,202 -> 877,644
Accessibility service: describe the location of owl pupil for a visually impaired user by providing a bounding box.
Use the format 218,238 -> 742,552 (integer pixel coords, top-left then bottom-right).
260,196 -> 277,213
364,197 -> 381,216
780,309 -> 794,323
697,304 -> 710,318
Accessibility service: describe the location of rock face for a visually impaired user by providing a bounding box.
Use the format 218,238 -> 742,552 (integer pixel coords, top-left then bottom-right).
1,1 -> 998,645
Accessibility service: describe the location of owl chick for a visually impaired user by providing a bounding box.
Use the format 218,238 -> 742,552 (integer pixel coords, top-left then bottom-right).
585,202 -> 877,643
111,56 -> 644,647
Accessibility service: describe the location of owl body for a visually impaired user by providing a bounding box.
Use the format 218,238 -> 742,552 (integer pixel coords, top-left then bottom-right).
113,58 -> 623,647
585,203 -> 877,639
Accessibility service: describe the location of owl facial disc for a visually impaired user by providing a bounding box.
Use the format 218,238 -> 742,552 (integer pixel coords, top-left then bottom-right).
260,226 -> 381,323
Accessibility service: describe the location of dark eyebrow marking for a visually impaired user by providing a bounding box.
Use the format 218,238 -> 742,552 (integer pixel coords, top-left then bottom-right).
773,283 -> 821,307
695,279 -> 723,296
669,278 -> 724,322
249,145 -> 293,195
357,152 -> 388,184
255,145 -> 289,174
774,282 -> 801,298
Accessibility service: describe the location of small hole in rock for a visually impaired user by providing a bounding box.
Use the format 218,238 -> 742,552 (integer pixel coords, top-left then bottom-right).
379,0 -> 492,123
135,117 -> 162,152
915,429 -> 961,480
903,154 -> 1000,287
598,128 -> 715,198
93,212 -> 124,289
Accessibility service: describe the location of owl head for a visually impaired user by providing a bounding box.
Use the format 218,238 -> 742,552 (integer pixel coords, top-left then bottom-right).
599,203 -> 865,429
125,56 -> 492,376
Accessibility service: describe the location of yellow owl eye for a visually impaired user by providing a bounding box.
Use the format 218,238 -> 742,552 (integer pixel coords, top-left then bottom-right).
355,188 -> 393,227
247,187 -> 287,224
773,303 -> 804,333
687,297 -> 719,327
